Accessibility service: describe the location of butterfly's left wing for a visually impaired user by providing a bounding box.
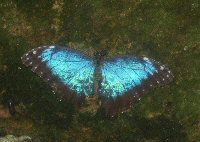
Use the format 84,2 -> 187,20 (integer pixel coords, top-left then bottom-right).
21,45 -> 95,108
100,56 -> 173,114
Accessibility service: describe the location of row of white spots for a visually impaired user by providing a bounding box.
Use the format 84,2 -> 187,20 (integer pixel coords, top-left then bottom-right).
30,46 -> 54,76
38,71 -> 44,78
135,69 -> 172,95
22,45 -> 51,63
158,64 -> 172,84
160,66 -> 172,75
133,94 -> 140,101
131,70 -> 172,109
24,45 -> 55,58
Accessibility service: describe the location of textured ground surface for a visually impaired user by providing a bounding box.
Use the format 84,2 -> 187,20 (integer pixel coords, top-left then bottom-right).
0,0 -> 200,141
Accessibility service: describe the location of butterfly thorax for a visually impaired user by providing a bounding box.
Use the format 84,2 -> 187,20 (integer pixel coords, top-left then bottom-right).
94,50 -> 107,65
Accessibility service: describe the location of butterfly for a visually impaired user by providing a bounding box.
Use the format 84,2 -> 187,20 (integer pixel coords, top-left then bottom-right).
21,45 -> 173,114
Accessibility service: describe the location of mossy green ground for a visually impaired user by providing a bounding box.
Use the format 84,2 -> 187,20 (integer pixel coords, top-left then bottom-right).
0,0 -> 200,141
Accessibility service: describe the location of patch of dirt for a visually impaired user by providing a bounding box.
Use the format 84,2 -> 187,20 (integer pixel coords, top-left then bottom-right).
0,105 -> 11,118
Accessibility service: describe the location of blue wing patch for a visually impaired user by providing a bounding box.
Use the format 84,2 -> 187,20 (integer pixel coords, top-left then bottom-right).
100,57 -> 156,98
100,56 -> 173,114
21,45 -> 95,107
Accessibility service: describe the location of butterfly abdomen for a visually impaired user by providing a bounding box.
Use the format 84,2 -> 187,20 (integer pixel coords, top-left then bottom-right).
94,65 -> 102,96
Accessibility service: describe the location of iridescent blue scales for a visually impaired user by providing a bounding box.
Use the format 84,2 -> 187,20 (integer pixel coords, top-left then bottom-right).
21,45 -> 173,114
40,46 -> 94,97
101,57 -> 156,97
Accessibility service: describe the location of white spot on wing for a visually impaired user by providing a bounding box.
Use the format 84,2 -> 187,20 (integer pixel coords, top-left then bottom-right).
160,66 -> 164,70
143,57 -> 149,61
33,51 -> 37,54
49,46 -> 55,49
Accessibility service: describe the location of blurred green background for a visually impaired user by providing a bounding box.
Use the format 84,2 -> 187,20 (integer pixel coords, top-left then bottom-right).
0,0 -> 200,141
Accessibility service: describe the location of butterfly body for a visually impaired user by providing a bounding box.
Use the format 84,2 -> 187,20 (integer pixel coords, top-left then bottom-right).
93,50 -> 108,97
21,45 -> 173,114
